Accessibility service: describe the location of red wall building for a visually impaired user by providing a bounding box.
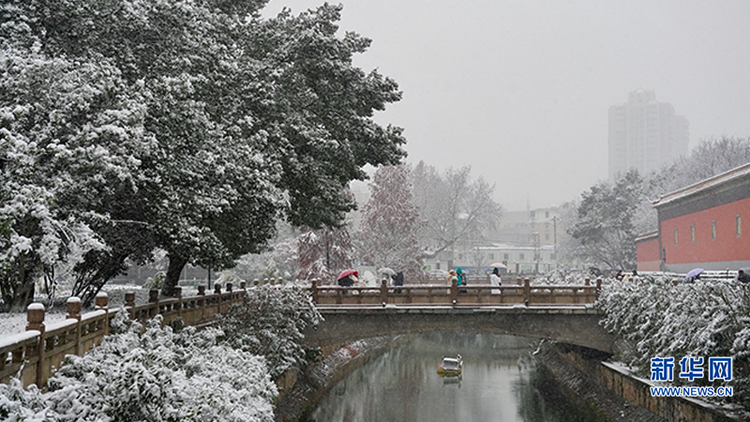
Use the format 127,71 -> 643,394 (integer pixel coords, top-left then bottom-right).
646,163 -> 750,273
635,231 -> 660,272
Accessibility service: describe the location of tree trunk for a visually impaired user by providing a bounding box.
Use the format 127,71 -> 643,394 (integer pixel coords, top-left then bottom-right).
162,253 -> 189,297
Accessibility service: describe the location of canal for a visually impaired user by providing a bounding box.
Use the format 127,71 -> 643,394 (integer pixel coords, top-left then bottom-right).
306,333 -> 603,422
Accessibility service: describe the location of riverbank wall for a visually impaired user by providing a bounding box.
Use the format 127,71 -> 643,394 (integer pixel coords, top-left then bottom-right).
537,341 -> 744,422
274,335 -> 410,422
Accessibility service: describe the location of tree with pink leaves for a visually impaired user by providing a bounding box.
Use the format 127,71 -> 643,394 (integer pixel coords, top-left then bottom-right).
356,165 -> 424,279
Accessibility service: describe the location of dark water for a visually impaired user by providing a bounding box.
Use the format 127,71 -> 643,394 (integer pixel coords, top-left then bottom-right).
308,333 -> 601,422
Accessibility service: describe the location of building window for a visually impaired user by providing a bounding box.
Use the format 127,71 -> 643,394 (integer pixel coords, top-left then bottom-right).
738,215 -> 742,237
674,228 -> 678,245
504,253 -> 509,260
458,254 -> 463,260
711,220 -> 717,241
690,225 -> 695,243
519,253 -> 525,260
550,253 -> 556,260
530,211 -> 535,218
489,253 -> 494,259
545,211 -> 549,218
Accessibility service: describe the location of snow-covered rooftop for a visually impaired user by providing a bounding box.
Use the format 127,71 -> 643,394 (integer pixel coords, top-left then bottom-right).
651,162 -> 750,208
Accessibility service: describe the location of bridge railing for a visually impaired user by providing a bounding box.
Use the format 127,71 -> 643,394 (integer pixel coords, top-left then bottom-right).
310,277 -> 602,306
1,282 -> 250,390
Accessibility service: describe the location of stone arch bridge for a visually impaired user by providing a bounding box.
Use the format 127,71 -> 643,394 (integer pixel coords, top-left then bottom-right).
303,305 -> 615,353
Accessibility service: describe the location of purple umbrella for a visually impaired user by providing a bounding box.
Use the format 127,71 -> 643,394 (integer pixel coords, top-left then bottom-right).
685,268 -> 704,280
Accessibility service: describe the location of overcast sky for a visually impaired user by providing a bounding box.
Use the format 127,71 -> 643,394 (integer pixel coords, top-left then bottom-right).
262,1 -> 750,211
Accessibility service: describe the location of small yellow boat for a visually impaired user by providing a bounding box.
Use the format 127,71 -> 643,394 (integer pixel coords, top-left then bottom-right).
437,355 -> 462,376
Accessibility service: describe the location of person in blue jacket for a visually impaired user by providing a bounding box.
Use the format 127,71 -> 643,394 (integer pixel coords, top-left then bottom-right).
456,267 -> 467,293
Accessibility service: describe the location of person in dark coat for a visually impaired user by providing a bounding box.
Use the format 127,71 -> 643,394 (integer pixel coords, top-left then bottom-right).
738,268 -> 750,283
392,272 -> 404,294
337,271 -> 358,294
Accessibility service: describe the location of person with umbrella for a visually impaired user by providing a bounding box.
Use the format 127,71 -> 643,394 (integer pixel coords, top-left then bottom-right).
685,268 -> 704,283
337,269 -> 358,294
490,267 -> 502,294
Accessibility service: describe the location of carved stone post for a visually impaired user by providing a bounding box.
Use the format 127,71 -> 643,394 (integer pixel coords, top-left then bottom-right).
149,289 -> 159,318
125,292 -> 136,319
596,278 -> 602,299
174,287 -> 182,319
26,303 -> 45,387
197,285 -> 206,320
523,278 -> 531,306
311,279 -> 319,304
65,297 -> 82,356
450,277 -> 458,305
380,278 -> 388,306
95,292 -> 109,336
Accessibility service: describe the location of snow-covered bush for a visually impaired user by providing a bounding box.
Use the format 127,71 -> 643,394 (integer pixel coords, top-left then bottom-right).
0,379 -> 49,421
597,277 -> 750,406
45,313 -> 277,422
221,285 -> 322,380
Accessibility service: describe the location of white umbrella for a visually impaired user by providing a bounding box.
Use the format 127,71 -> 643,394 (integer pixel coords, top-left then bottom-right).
489,263 -> 507,269
378,267 -> 397,276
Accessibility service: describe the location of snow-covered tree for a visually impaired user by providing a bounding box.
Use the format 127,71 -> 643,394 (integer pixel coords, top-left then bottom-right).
356,164 -> 424,279
1,1 -> 407,301
566,169 -> 643,270
411,161 -> 503,258
221,284 -> 322,380
0,41 -> 149,310
295,225 -> 353,284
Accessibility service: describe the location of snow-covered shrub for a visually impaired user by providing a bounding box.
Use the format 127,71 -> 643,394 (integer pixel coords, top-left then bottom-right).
597,277 -> 750,406
0,378 -> 49,421
221,285 -> 322,379
44,314 -> 277,422
143,272 -> 166,290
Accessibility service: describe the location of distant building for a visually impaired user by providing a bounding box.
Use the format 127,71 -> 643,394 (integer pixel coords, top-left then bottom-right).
608,90 -> 689,180
422,243 -> 557,275
493,207 -> 563,247
636,163 -> 750,273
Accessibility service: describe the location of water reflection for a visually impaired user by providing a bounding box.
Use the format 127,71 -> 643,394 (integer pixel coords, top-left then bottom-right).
307,333 -> 602,422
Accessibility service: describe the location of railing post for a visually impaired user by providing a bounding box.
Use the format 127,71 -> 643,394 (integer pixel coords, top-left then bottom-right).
149,289 -> 159,318
380,278 -> 388,306
26,303 -> 45,387
253,279 -> 259,287
214,284 -> 222,314
197,285 -> 206,320
523,278 -> 531,306
174,287 -> 182,319
66,298 -> 82,356
451,277 -> 458,305
584,277 -> 590,286
596,278 -> 602,299
125,292 -> 136,319
95,292 -> 109,335
311,279 -> 319,304
240,281 -> 246,290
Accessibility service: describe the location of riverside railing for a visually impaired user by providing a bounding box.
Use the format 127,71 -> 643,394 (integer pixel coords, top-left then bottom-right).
309,277 -> 603,306
1,281 -> 255,389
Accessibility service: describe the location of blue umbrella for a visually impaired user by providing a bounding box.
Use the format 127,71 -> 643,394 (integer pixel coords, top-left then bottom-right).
686,268 -> 704,281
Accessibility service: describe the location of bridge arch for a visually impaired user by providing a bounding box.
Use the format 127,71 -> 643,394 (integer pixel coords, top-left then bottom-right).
303,306 -> 615,353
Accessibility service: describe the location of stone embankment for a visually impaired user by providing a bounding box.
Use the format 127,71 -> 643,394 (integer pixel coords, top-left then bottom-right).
536,340 -> 743,422
274,335 -> 410,422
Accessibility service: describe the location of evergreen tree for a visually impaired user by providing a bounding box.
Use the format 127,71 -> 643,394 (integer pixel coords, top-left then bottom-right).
0,1 -> 406,303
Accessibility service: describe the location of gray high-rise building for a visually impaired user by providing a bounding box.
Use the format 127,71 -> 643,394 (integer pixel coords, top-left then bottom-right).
608,90 -> 689,180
